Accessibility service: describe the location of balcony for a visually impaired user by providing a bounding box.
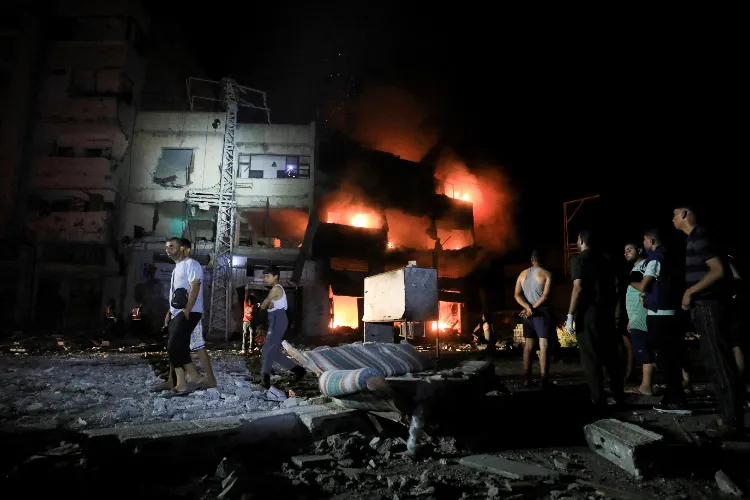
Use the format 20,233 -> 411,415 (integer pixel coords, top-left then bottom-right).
26,211 -> 111,244
29,156 -> 114,192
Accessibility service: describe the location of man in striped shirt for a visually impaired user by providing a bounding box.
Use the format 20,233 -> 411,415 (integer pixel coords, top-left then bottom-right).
673,205 -> 744,438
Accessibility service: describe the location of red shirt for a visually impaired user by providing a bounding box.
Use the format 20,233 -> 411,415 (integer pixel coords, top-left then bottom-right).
243,301 -> 254,322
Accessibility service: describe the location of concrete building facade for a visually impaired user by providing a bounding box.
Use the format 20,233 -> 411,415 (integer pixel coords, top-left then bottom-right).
0,1 -> 211,333
120,113 -> 316,336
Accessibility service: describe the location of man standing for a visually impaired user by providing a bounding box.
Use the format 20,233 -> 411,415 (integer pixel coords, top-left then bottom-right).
622,242 -> 655,396
674,206 -> 744,437
514,250 -> 554,386
258,266 -> 305,389
640,230 -> 690,414
152,238 -> 217,392
161,237 -> 205,394
242,285 -> 257,354
567,230 -> 625,409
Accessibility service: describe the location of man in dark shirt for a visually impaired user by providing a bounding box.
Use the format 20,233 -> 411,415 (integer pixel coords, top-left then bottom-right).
567,230 -> 625,408
673,205 -> 744,438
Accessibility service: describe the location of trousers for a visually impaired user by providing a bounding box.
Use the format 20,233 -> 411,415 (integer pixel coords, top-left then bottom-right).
262,309 -> 298,375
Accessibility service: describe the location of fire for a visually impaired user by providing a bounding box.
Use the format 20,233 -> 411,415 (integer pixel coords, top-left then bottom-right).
431,321 -> 450,331
387,241 -> 394,248
350,213 -> 369,227
330,295 -> 359,329
431,301 -> 462,333
436,150 -> 515,253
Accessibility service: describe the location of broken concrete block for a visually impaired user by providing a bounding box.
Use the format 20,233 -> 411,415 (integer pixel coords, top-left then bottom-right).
291,454 -> 334,469
459,455 -> 559,480
715,470 -> 743,497
583,419 -> 663,478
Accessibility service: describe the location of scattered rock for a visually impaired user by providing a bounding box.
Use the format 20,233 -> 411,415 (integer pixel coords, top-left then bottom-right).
553,457 -> 570,470
715,470 -> 743,497
280,397 -> 301,408
26,402 -> 43,411
235,388 -> 254,399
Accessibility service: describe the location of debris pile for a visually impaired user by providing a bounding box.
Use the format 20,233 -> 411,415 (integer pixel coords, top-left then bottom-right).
0,352 -> 282,430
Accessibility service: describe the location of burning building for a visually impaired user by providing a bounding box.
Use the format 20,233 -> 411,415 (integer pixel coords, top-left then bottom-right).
292,138 -> 481,339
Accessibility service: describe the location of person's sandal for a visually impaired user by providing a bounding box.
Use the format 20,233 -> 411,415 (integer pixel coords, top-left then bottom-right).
168,381 -> 201,397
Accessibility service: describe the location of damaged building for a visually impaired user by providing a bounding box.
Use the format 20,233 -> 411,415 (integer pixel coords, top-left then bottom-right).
0,1 -> 205,332
295,138 -> 484,341
121,110 -> 315,335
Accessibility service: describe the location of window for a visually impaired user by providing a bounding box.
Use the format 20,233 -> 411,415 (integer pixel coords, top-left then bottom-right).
153,148 -> 193,186
237,154 -> 311,180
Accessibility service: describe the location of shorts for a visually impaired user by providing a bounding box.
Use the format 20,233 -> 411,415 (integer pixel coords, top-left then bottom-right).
189,319 -> 205,351
629,328 -> 654,364
522,307 -> 555,340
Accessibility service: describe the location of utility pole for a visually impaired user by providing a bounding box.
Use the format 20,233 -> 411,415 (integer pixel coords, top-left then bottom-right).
562,195 -> 600,277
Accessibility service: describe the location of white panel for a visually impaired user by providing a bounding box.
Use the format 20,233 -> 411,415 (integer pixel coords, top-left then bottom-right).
363,268 -> 406,322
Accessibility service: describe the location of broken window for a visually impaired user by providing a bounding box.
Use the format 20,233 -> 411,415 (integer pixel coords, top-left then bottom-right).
237,154 -> 262,179
237,154 -> 310,180
153,148 -> 193,186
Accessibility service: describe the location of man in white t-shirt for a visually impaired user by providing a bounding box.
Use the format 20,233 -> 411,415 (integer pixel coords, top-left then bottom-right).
154,237 -> 207,394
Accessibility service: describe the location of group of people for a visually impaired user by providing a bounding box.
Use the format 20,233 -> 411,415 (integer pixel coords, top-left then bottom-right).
511,204 -> 746,438
569,205 -> 745,438
150,237 -> 305,395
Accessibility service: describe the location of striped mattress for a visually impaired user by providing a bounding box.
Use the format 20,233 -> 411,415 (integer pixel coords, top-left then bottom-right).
283,341 -> 434,378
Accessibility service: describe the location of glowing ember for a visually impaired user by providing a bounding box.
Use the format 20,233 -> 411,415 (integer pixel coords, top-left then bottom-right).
387,241 -> 394,248
350,213 -> 369,227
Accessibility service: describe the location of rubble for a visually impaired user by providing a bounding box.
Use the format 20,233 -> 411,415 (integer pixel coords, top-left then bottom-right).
291,454 -> 335,468
0,352 -> 281,429
459,454 -> 559,480
583,419 -> 664,478
715,470 -> 743,497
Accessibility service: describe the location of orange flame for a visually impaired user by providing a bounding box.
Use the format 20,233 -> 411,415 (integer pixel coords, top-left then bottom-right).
330,295 -> 359,329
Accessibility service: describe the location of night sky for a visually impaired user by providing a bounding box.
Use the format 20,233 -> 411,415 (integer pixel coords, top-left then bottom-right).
158,4 -> 743,259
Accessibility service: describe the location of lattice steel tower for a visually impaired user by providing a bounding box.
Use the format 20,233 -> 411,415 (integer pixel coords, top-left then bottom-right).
185,77 -> 270,339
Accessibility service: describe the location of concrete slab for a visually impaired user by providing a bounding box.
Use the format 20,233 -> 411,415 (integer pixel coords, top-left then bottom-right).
459,454 -> 559,480
84,404 -> 361,445
291,454 -> 334,468
583,419 -> 664,478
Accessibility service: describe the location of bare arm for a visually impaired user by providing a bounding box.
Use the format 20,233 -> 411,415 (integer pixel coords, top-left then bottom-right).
531,271 -> 551,309
568,279 -> 582,316
687,257 -> 725,296
184,279 -> 201,314
514,272 -> 532,309
260,286 -> 282,310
